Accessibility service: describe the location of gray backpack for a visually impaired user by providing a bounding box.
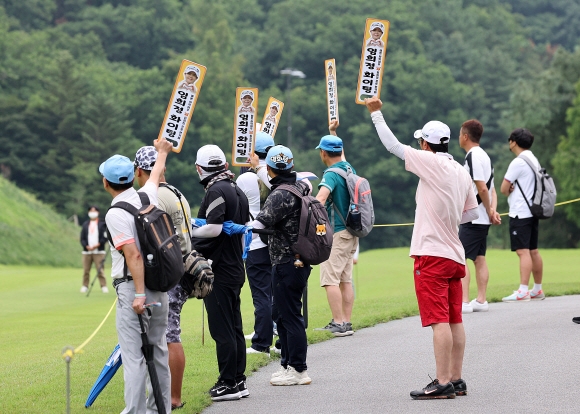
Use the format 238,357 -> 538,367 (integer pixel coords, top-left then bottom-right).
515,154 -> 557,219
326,166 -> 374,237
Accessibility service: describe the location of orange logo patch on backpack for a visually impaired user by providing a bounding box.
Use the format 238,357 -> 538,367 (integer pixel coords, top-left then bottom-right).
316,223 -> 327,236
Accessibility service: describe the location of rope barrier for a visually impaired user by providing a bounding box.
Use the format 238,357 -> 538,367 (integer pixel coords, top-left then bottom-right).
371,197 -> 580,227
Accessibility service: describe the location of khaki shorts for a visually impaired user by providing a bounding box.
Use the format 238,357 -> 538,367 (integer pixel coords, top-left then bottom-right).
320,230 -> 359,286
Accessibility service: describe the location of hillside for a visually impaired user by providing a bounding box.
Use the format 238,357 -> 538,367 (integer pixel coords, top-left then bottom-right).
0,176 -> 81,266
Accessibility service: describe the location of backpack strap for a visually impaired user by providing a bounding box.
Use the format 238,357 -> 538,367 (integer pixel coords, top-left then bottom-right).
514,154 -> 539,213
324,167 -> 350,228
465,152 -> 494,205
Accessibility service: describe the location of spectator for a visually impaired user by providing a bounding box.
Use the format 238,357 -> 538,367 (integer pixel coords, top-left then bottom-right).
500,128 -> 545,302
314,121 -> 358,337
79,205 -> 108,293
366,97 -> 478,400
237,132 -> 276,355
249,145 -> 312,386
190,145 -> 250,401
458,120 -> 501,313
133,146 -> 192,410
100,137 -> 173,413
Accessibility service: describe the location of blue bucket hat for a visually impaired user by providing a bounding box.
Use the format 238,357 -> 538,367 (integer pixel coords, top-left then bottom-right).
99,155 -> 135,184
255,132 -> 275,153
315,135 -> 343,152
266,145 -> 294,170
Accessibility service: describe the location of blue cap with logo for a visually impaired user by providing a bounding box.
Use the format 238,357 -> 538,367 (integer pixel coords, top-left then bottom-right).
316,135 -> 343,152
255,131 -> 275,153
99,154 -> 135,184
266,145 -> 294,170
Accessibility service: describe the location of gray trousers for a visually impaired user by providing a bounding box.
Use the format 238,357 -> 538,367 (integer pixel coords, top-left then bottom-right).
116,280 -> 170,414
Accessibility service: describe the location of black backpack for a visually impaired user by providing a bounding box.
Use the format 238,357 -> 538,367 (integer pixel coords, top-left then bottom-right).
108,192 -> 184,292
277,183 -> 333,265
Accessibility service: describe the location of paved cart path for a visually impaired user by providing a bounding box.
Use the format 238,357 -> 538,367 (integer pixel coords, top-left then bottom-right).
203,295 -> 580,414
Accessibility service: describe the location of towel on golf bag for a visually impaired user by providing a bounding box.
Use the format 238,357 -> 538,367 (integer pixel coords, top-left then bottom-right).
181,250 -> 214,299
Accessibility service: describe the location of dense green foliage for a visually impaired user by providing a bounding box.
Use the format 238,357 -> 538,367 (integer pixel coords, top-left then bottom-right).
0,176 -> 79,266
0,0 -> 579,250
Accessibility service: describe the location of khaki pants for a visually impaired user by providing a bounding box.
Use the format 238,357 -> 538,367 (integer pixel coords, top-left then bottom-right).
320,230 -> 359,286
82,253 -> 106,288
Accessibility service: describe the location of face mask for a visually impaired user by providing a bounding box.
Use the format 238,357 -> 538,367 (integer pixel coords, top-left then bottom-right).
88,212 -> 99,219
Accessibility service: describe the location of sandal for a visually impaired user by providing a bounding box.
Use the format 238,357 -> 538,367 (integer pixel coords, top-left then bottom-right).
171,402 -> 186,410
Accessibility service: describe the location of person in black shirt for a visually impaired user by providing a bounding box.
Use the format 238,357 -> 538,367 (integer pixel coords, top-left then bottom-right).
190,145 -> 250,401
249,145 -> 312,386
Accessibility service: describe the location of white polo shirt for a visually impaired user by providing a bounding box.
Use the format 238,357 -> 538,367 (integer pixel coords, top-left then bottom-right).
236,160 -> 268,251
105,182 -> 158,279
503,150 -> 539,219
463,146 -> 495,225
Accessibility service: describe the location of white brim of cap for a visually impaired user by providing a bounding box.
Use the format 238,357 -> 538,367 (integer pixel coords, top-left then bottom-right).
413,129 -> 422,139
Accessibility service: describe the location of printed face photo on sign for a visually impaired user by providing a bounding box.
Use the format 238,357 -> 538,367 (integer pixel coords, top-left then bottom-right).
239,91 -> 255,113
178,66 -> 200,93
367,23 -> 384,47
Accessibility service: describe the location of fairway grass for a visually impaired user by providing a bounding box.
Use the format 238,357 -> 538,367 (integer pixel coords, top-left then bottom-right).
1,248 -> 578,413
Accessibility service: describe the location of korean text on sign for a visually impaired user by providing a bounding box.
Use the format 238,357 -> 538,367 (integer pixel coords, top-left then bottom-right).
355,19 -> 390,104
232,88 -> 259,166
325,59 -> 339,124
260,97 -> 284,138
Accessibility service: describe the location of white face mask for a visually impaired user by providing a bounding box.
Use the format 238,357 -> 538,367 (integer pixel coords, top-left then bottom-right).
88,212 -> 99,219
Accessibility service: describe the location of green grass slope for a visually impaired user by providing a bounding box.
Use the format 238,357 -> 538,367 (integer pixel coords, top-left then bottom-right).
0,176 -> 80,266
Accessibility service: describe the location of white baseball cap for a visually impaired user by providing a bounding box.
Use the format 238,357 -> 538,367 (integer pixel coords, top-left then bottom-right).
184,65 -> 200,77
414,121 -> 451,145
196,145 -> 226,169
241,90 -> 254,100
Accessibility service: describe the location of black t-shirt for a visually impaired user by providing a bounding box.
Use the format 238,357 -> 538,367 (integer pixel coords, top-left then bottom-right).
193,179 -> 249,287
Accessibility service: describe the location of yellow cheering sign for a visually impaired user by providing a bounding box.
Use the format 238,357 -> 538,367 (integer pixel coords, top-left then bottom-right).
232,87 -> 259,166
325,59 -> 339,124
355,18 -> 390,104
260,97 -> 284,138
158,60 -> 207,152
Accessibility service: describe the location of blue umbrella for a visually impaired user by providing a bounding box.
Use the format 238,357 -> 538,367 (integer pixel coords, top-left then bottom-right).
85,344 -> 123,408
192,219 -> 253,259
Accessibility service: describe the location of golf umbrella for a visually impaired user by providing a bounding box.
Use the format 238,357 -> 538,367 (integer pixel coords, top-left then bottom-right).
85,344 -> 123,408
138,312 -> 166,414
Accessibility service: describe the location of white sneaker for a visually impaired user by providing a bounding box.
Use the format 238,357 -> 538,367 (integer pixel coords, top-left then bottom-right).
246,347 -> 269,357
271,366 -> 287,379
244,331 -> 255,340
80,286 -> 88,293
270,346 -> 281,355
270,366 -> 311,386
470,299 -> 489,312
462,302 -> 473,314
101,286 -> 109,293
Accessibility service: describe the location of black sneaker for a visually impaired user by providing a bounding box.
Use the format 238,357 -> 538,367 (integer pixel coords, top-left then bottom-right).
209,380 -> 241,401
410,378 -> 456,400
237,380 -> 250,398
451,378 -> 467,396
573,317 -> 580,324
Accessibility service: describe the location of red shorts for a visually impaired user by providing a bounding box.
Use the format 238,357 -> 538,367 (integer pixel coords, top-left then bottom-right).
413,256 -> 466,327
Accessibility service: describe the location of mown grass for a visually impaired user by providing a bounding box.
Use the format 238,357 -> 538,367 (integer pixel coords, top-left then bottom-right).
1,248 -> 578,413
0,177 -> 80,266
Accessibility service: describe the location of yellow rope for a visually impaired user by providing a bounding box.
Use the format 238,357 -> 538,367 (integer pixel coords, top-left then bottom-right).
372,197 -> 580,227
62,298 -> 117,360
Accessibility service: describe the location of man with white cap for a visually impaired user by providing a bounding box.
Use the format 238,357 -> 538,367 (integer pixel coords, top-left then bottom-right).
99,137 -> 173,413
248,145 -> 313,386
237,132 -> 276,355
365,97 -> 478,400
190,145 -> 250,401
133,145 -> 192,410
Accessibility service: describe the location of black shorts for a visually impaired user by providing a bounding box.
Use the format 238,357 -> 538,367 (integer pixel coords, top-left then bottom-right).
459,223 -> 490,261
509,216 -> 539,251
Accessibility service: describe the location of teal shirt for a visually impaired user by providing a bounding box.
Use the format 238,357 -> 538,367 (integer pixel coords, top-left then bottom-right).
318,161 -> 355,232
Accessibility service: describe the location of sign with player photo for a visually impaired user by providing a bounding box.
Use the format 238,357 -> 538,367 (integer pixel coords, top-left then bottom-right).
158,59 -> 207,153
325,59 -> 339,124
355,18 -> 390,105
232,87 -> 259,166
260,97 -> 284,138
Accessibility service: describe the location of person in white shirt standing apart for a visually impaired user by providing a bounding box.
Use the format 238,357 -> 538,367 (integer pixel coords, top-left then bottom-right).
458,120 -> 501,313
100,137 -> 173,414
500,128 -> 545,302
365,96 -> 478,400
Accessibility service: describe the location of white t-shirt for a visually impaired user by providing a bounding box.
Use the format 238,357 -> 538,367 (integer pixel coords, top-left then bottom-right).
105,182 -> 158,279
463,146 -> 495,225
503,150 -> 539,219
404,147 -> 478,265
237,161 -> 268,251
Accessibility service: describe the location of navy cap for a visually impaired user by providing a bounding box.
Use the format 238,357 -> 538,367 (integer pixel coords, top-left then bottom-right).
316,135 -> 343,152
